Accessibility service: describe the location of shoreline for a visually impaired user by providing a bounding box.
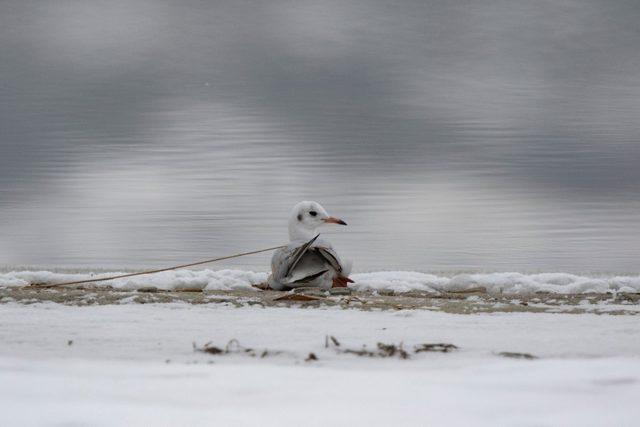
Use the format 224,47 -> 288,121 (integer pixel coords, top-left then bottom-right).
2,286 -> 638,315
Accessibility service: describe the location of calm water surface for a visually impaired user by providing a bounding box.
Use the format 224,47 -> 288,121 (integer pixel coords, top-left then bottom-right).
1,1 -> 639,272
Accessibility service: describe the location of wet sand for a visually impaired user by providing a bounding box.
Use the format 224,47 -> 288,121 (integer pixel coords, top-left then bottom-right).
1,285 -> 638,315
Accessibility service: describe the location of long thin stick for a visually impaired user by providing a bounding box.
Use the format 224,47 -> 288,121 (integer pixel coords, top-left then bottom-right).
29,245 -> 285,289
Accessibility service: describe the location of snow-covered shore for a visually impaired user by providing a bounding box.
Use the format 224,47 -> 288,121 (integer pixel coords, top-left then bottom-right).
0,303 -> 639,426
2,356 -> 638,426
2,268 -> 640,294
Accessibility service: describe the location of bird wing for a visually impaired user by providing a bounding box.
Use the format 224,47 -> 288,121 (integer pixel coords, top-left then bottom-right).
281,253 -> 329,285
313,247 -> 343,273
270,235 -> 351,289
289,267 -> 329,284
284,234 -> 320,278
271,235 -> 327,286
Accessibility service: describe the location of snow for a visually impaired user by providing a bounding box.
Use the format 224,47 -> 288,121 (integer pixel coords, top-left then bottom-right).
2,268 -> 640,294
354,271 -> 640,294
0,269 -> 267,291
2,357 -> 639,426
0,303 -> 639,426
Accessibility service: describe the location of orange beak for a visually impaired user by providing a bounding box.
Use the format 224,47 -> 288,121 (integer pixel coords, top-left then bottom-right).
324,216 -> 347,225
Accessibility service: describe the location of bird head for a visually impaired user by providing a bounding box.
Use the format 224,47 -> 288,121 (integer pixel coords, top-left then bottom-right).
288,201 -> 347,241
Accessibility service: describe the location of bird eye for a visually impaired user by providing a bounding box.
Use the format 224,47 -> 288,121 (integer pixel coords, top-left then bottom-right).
309,211 -> 318,217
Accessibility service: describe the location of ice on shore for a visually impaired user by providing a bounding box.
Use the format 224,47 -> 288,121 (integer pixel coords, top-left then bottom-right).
1,268 -> 639,294
354,271 -> 640,294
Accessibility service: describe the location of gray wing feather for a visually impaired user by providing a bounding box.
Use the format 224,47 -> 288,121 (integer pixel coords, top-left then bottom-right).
269,235 -> 346,289
284,234 -> 320,277
292,269 -> 329,284
314,247 -> 342,273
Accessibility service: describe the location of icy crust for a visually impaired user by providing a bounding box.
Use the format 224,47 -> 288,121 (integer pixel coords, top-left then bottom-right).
355,271 -> 640,294
1,269 -> 640,294
0,269 -> 268,291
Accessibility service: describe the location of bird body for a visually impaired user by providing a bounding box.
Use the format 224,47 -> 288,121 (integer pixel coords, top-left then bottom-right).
268,201 -> 352,290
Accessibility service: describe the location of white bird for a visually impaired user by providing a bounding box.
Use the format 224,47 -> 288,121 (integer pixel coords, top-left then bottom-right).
267,201 -> 353,290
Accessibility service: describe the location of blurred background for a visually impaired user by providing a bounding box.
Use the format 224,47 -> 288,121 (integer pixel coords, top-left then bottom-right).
1,0 -> 639,272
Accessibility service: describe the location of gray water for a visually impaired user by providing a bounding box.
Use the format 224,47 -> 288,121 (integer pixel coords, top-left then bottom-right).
1,0 -> 639,273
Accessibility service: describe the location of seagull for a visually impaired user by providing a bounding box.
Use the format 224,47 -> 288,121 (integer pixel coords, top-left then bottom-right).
267,201 -> 353,291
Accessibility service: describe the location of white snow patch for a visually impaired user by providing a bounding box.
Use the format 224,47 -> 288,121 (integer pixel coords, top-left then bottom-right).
351,271 -> 449,293
0,304 -> 639,426
0,269 -> 267,291
1,357 -> 639,427
352,271 -> 640,294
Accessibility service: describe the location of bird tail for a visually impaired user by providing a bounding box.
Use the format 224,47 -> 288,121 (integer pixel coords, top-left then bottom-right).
341,259 -> 353,277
